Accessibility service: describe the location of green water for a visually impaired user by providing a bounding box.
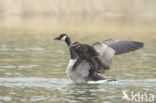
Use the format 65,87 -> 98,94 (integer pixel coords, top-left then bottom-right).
0,24 -> 155,103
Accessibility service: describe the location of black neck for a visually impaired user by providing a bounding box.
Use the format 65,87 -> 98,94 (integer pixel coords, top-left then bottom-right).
65,37 -> 77,59
65,37 -> 71,46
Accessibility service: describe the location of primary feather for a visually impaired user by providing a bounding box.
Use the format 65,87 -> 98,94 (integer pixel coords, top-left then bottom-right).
102,39 -> 144,55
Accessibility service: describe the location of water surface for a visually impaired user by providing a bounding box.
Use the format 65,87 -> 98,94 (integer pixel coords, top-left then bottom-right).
0,19 -> 155,103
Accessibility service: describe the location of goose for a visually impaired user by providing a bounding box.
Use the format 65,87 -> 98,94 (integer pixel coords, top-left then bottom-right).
54,34 -> 144,83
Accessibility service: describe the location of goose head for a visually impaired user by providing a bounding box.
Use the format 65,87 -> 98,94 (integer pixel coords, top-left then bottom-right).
54,34 -> 71,46
54,34 -> 68,41
54,34 -> 77,59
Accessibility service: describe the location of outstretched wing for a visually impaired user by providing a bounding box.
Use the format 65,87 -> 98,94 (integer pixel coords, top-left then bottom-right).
102,39 -> 144,55
93,42 -> 115,70
93,39 -> 144,70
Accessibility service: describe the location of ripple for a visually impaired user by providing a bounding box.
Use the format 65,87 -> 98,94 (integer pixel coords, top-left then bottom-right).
0,77 -> 72,89
142,53 -> 156,57
0,78 -> 155,89
0,66 -> 16,69
14,47 -> 45,51
5,72 -> 12,75
0,96 -> 12,101
111,79 -> 156,88
18,65 -> 38,69
0,44 -> 9,51
29,96 -> 49,102
0,65 -> 38,69
0,45 -> 45,51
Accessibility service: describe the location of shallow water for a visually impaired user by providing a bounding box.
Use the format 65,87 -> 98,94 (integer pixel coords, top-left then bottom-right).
0,19 -> 156,103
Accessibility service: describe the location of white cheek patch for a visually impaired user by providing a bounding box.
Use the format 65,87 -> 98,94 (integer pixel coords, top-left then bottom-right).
61,36 -> 67,41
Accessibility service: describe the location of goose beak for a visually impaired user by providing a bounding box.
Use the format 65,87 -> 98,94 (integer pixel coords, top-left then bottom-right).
54,37 -> 59,40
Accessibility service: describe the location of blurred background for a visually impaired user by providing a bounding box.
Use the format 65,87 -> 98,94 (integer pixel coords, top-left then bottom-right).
0,0 -> 156,33
0,0 -> 155,103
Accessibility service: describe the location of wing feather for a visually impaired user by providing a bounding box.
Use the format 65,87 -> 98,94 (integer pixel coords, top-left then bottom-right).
93,42 -> 115,69
102,39 -> 144,55
70,39 -> 144,79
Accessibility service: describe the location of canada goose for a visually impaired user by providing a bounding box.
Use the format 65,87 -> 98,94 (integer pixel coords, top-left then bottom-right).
54,34 -> 144,83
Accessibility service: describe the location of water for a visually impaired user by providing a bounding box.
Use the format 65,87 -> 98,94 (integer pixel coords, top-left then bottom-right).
0,18 -> 156,103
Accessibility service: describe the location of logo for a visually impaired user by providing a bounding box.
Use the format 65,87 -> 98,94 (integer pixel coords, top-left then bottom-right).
122,91 -> 155,102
